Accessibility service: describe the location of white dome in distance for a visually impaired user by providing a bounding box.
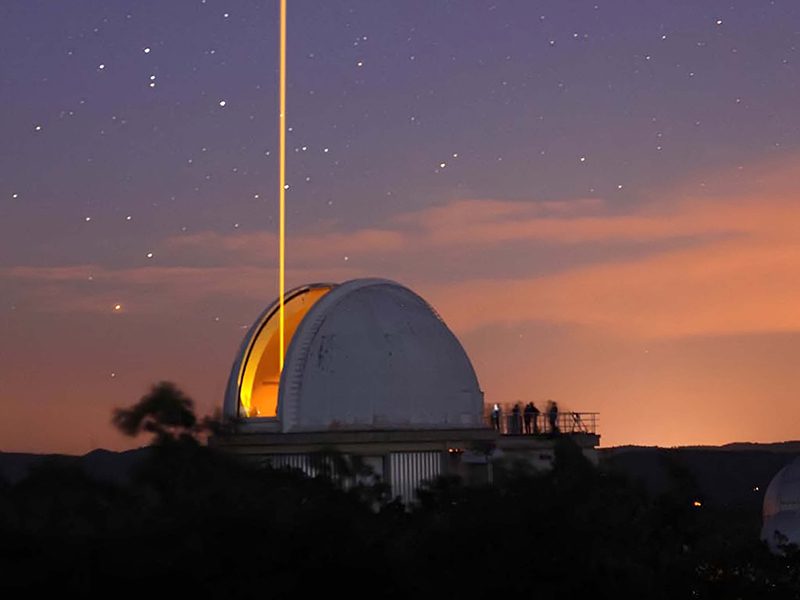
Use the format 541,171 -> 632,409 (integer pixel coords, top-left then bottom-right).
761,456 -> 800,553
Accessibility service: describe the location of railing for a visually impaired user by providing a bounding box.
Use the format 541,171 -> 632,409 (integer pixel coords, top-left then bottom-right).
484,405 -> 598,436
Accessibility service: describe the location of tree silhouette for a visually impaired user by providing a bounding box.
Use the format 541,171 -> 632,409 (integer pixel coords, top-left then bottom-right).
112,381 -> 199,445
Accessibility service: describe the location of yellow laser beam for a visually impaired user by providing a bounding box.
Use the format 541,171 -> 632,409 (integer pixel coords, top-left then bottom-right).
278,0 -> 286,371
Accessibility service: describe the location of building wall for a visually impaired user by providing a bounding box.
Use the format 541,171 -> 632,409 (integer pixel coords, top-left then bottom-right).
388,451 -> 443,504
255,451 -> 444,504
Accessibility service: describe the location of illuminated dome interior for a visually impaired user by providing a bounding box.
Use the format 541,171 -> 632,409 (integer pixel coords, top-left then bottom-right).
235,284 -> 332,418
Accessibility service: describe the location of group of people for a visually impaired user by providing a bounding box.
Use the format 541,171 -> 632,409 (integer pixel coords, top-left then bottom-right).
490,400 -> 560,435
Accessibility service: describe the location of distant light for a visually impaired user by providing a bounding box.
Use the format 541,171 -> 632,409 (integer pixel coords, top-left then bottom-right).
692,500 -> 702,507
113,304 -> 122,311
439,162 -> 447,169
715,19 -> 723,26
218,99 -> 227,107
356,60 -> 364,67
753,486 -> 760,492
143,47 -> 151,54
84,216 -> 92,222
98,64 -> 105,70
146,252 -> 153,258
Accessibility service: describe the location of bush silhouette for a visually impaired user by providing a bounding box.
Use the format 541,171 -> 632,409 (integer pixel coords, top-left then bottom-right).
112,381 -> 200,445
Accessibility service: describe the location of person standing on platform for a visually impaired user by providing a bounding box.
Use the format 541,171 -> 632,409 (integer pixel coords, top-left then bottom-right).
523,402 -> 534,434
512,402 -> 522,435
530,402 -> 541,434
547,400 -> 559,435
491,403 -> 502,432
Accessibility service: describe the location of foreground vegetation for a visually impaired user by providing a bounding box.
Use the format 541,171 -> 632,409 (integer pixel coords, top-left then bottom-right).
0,383 -> 797,598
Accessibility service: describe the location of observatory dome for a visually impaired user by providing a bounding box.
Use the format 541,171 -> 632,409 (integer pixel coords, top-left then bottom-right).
761,456 -> 800,552
223,278 -> 484,433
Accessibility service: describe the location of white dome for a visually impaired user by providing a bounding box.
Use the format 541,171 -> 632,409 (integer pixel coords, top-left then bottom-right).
761,457 -> 800,552
224,278 -> 484,433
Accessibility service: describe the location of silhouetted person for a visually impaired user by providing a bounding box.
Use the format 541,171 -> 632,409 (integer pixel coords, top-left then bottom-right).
512,402 -> 522,435
547,400 -> 559,435
523,402 -> 534,434
530,402 -> 541,434
491,403 -> 502,431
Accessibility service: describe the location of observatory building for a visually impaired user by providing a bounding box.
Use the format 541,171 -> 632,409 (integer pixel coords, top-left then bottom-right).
213,278 -> 600,502
761,456 -> 800,553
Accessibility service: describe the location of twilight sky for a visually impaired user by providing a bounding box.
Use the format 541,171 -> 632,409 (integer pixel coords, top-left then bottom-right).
2,0 -> 800,454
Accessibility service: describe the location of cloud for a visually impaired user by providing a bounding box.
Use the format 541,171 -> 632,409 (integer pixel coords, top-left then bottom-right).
166,227 -> 407,266
5,158 -> 800,339
423,235 -> 800,339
